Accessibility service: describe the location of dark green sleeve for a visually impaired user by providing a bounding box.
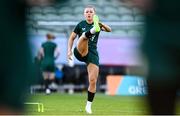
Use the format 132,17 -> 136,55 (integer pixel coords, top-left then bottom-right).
73,23 -> 80,34
42,42 -> 45,48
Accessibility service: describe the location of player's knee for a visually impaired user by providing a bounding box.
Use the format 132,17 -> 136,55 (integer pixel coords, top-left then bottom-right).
49,77 -> 55,80
76,47 -> 88,57
89,77 -> 97,85
82,32 -> 89,39
85,31 -> 93,38
81,51 -> 88,57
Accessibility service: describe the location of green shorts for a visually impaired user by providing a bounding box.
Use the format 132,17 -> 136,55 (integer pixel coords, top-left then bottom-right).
74,47 -> 99,66
41,59 -> 56,72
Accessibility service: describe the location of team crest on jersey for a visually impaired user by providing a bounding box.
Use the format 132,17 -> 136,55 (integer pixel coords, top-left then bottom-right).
82,28 -> 86,31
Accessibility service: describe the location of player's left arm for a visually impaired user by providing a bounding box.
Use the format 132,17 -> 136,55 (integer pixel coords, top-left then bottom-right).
99,22 -> 112,32
54,47 -> 60,59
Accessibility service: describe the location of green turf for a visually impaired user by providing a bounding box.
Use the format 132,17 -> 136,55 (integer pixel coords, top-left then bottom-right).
25,92 -> 180,115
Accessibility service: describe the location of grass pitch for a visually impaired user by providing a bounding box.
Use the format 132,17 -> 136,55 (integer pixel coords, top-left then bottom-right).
26,93 -> 148,115
25,92 -> 180,115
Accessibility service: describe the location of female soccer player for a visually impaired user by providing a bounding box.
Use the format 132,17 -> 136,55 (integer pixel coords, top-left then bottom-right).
38,33 -> 60,94
67,5 -> 111,114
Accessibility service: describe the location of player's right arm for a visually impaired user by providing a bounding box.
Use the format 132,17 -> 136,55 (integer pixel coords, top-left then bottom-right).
67,32 -> 77,60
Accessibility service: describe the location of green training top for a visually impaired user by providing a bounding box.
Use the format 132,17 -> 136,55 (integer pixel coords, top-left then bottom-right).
41,41 -> 57,59
73,20 -> 100,50
40,41 -> 57,72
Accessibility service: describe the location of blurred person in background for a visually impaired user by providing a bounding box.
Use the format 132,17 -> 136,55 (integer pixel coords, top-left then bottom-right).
130,0 -> 180,115
0,0 -> 55,114
38,33 -> 60,94
67,5 -> 111,114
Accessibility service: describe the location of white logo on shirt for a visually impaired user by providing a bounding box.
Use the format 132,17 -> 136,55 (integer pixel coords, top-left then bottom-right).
82,28 -> 86,31
91,35 -> 95,41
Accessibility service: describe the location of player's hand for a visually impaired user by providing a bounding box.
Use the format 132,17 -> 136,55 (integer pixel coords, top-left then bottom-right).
67,51 -> 73,60
99,22 -> 112,32
99,22 -> 103,28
